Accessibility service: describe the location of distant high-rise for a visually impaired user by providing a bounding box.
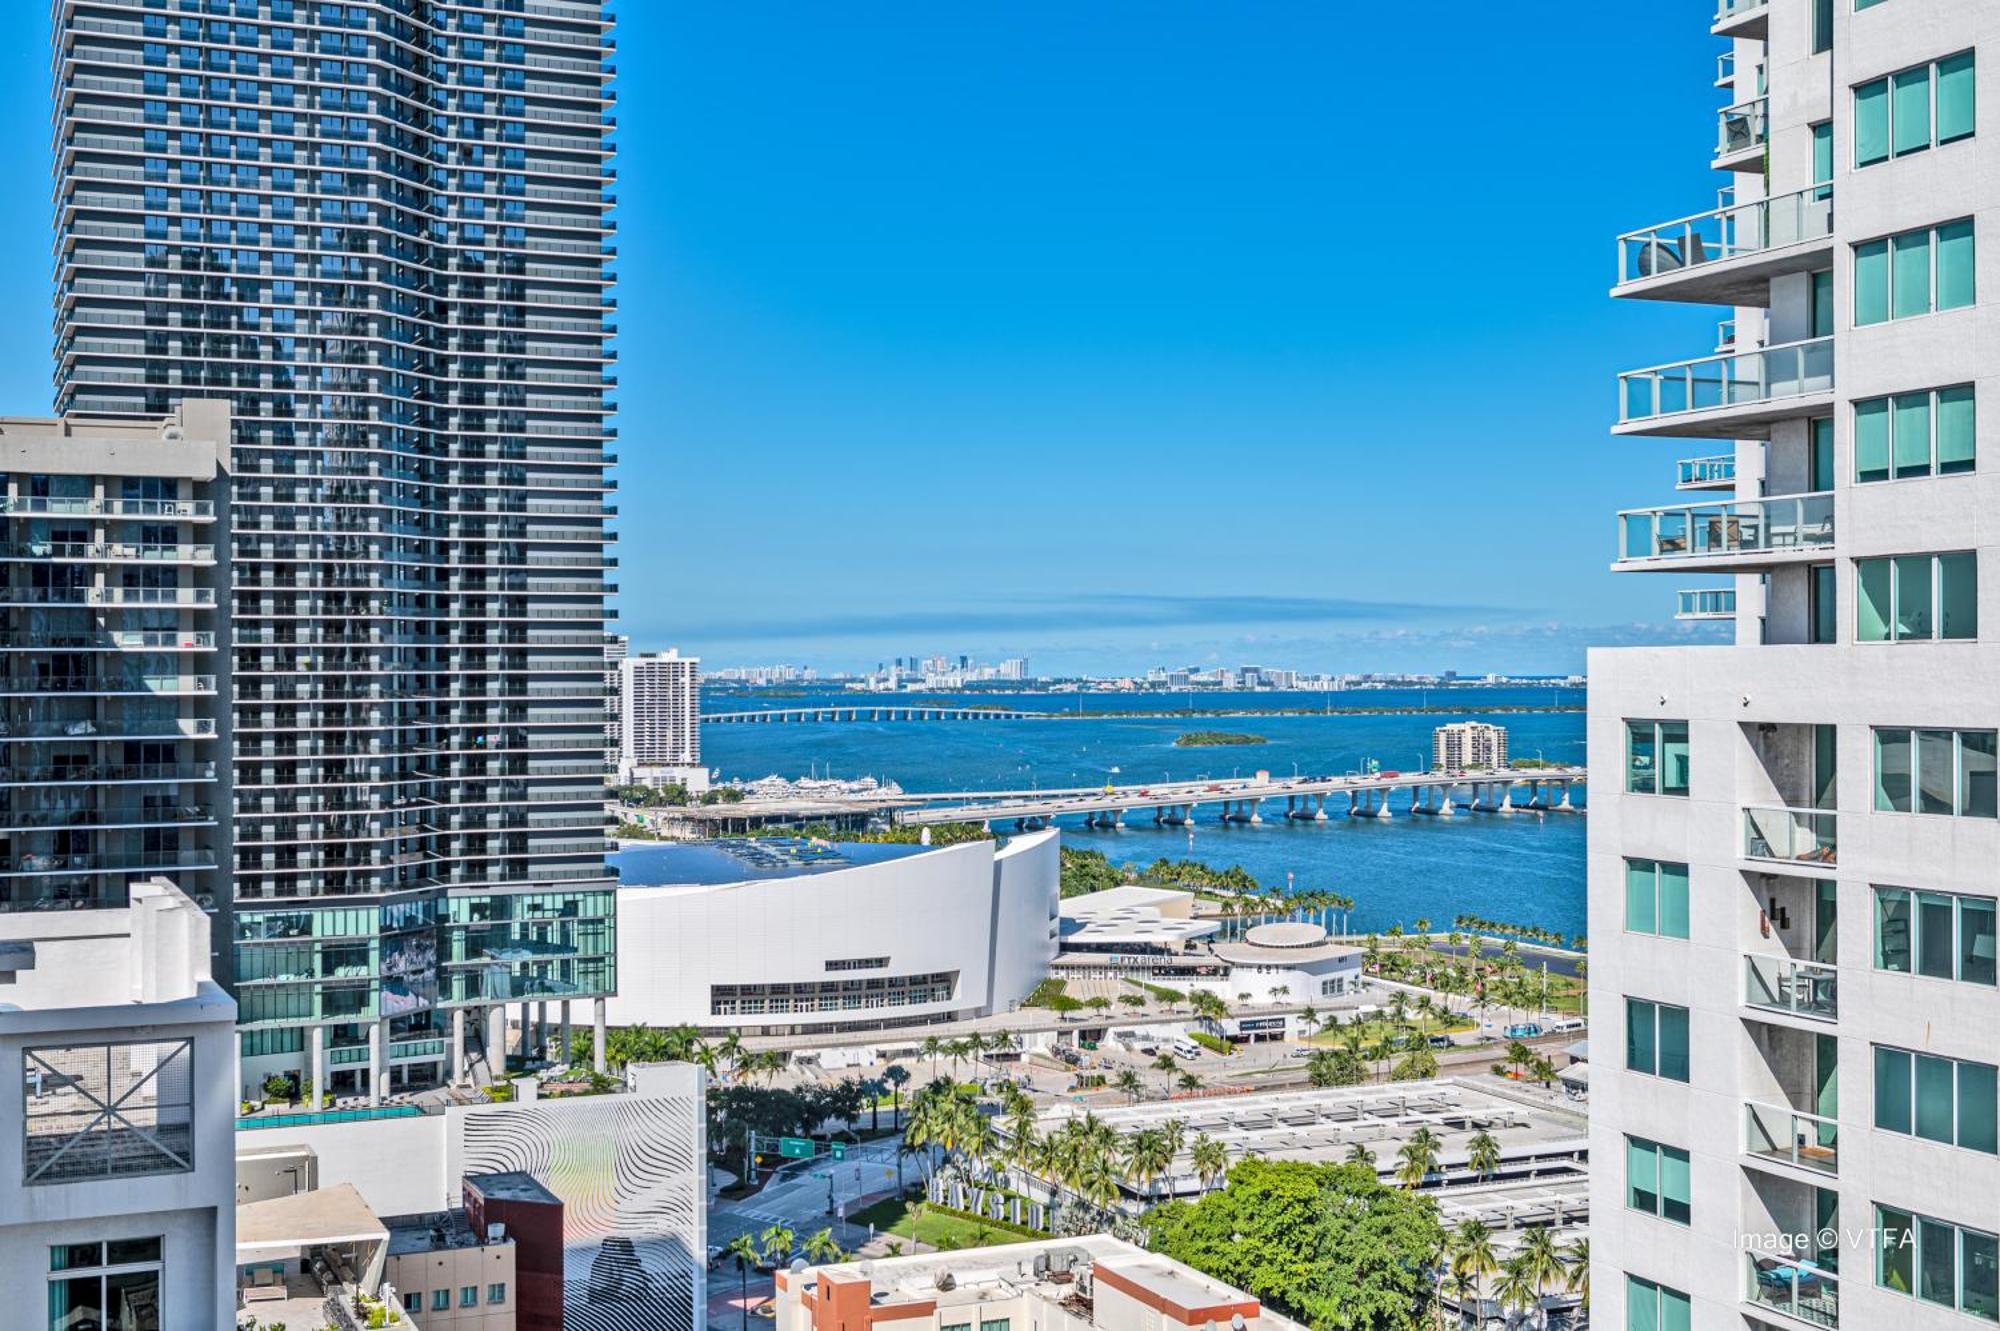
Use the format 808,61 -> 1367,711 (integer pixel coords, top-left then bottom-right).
53,0 -> 620,1102
1432,721 -> 1507,772
604,631 -> 629,768
620,650 -> 700,783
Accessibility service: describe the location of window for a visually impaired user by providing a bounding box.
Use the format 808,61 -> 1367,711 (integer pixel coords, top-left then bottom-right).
1626,1275 -> 1692,1331
1810,563 -> 1838,644
432,1289 -> 449,1312
1626,1136 -> 1691,1225
1626,720 -> 1689,796
1873,728 -> 1999,816
1876,1204 -> 2000,1319
488,1283 -> 507,1304
1855,221 -> 1975,324
1625,858 -> 1690,938
1626,997 -> 1690,1082
1856,554 -> 1977,641
1810,269 -> 1834,338
1876,1045 -> 2000,1152
1855,386 -> 1976,481
980,1320 -> 1011,1331
403,1291 -> 422,1312
1811,122 -> 1833,201
1874,886 -> 1998,984
1810,417 -> 1836,490
461,1286 -> 479,1307
1812,0 -> 1831,53
47,1239 -> 163,1331
23,1040 -> 195,1184
1855,53 -> 1976,166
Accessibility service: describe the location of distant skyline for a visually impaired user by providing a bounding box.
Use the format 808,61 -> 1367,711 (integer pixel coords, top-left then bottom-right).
0,7 -> 1737,672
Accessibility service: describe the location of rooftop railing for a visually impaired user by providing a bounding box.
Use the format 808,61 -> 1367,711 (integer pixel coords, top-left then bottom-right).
1617,185 -> 1833,286
1677,454 -> 1736,488
1617,492 -> 1833,564
1744,1100 -> 1839,1175
1620,337 -> 1832,425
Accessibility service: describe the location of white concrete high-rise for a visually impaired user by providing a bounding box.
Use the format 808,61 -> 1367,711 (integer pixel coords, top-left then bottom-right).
619,649 -> 700,782
1592,2 -> 1998,1325
0,879 -> 238,1329
1433,721 -> 1508,771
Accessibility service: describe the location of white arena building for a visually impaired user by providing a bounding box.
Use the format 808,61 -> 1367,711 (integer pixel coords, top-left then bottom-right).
606,830 -> 1060,1035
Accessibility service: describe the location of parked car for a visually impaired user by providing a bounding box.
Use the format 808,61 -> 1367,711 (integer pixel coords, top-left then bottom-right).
1504,1023 -> 1544,1039
1427,1035 -> 1455,1050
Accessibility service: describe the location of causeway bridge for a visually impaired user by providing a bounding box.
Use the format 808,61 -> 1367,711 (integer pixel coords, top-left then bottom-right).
703,705 -> 1038,725
892,766 -> 1587,828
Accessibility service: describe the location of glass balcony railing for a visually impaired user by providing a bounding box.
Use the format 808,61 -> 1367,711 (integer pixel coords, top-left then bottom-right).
1676,588 -> 1736,619
1715,0 -> 1770,23
1620,337 -> 1832,425
1618,185 -> 1834,286
1743,806 -> 1838,867
1746,1251 -> 1840,1327
1718,96 -> 1768,157
1745,954 -> 1839,1021
1677,454 -> 1736,488
1617,492 -> 1833,564
1745,1100 -> 1839,1174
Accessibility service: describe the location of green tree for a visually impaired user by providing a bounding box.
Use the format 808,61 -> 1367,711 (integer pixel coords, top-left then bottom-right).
1191,1133 -> 1228,1192
1466,1130 -> 1502,1183
1114,1069 -> 1144,1103
759,1224 -> 795,1266
883,1064 -> 911,1128
1307,1048 -> 1364,1089
803,1227 -> 844,1264
1394,1127 -> 1442,1190
725,1233 -> 763,1331
1143,1158 -> 1444,1331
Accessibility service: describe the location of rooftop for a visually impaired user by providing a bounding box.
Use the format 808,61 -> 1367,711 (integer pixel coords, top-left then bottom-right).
613,836 -> 938,887
382,1207 -> 507,1257
466,1170 -> 561,1205
237,1182 -> 387,1252
1029,1081 -> 1586,1197
780,1235 -> 1307,1331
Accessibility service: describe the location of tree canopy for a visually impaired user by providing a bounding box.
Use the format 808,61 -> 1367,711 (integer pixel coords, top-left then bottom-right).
1142,1158 -> 1443,1331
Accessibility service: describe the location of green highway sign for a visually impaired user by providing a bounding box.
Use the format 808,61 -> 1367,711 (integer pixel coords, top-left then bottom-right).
778,1136 -> 815,1159
830,1142 -> 846,1160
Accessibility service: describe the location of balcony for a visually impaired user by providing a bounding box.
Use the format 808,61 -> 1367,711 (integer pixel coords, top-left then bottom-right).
1743,806 -> 1837,870
1745,1251 -> 1839,1327
1677,588 -> 1736,619
1677,454 -> 1736,489
1617,338 -> 1833,437
1615,185 -> 1835,304
1713,0 -> 1770,38
1616,492 -> 1833,571
1716,96 -> 1769,170
1744,1100 -> 1839,1176
1745,954 -> 1838,1022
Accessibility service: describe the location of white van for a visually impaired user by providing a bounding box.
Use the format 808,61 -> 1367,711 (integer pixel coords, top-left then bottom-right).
1172,1037 -> 1204,1060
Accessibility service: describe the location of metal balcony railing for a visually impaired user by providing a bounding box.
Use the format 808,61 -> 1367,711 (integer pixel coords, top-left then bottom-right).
1676,588 -> 1737,619
1718,96 -> 1769,158
1620,338 -> 1832,425
1745,1251 -> 1839,1327
1743,806 -> 1838,867
1744,954 -> 1838,1021
1618,185 -> 1833,286
1744,1100 -> 1839,1174
1677,455 -> 1736,488
1617,492 -> 1833,564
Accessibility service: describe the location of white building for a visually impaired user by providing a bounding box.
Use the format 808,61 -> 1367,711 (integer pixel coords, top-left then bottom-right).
605,633 -> 629,768
1433,721 -> 1509,771
606,830 -> 1060,1035
1593,2 -> 1998,1326
775,1235 -> 1306,1331
619,649 -> 703,785
0,879 -> 238,1329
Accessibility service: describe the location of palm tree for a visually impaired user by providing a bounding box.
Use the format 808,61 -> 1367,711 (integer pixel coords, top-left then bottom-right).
1527,1055 -> 1558,1089
858,1077 -> 887,1133
1343,1141 -> 1376,1168
921,1036 -> 943,1081
1451,1218 -> 1499,1296
1516,1225 -> 1566,1319
1191,1133 -> 1228,1192
884,1064 -> 910,1128
759,1224 -> 795,1267
725,1233 -> 762,1331
1466,1130 -> 1501,1183
1114,1069 -> 1144,1103
1152,1052 -> 1180,1078
1123,1128 -> 1173,1203
803,1227 -> 844,1264
1559,1235 -> 1590,1317
1176,1071 -> 1202,1092
1395,1126 -> 1442,1189
1491,1254 -> 1541,1328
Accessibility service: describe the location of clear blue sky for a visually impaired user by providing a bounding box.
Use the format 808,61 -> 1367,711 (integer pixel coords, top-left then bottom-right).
0,5 -> 1736,676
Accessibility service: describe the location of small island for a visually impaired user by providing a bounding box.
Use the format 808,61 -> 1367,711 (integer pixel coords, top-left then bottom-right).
1174,730 -> 1268,747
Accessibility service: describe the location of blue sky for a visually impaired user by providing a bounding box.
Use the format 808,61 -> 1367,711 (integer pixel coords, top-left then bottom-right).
0,5 -> 1737,676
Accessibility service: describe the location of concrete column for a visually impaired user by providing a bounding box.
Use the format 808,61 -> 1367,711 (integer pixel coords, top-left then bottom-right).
451,1008 -> 467,1084
484,1004 -> 504,1081
1314,793 -> 1328,820
311,1026 -> 327,1108
561,1000 -> 573,1068
535,1000 -> 548,1061
1245,798 -> 1262,824
367,1018 -> 385,1107
593,996 -> 608,1075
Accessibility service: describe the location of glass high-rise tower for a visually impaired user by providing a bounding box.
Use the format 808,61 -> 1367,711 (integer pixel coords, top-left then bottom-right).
52,0 -> 619,1102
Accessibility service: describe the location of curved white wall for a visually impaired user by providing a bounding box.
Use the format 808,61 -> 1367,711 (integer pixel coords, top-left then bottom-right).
606,830 -> 1061,1033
